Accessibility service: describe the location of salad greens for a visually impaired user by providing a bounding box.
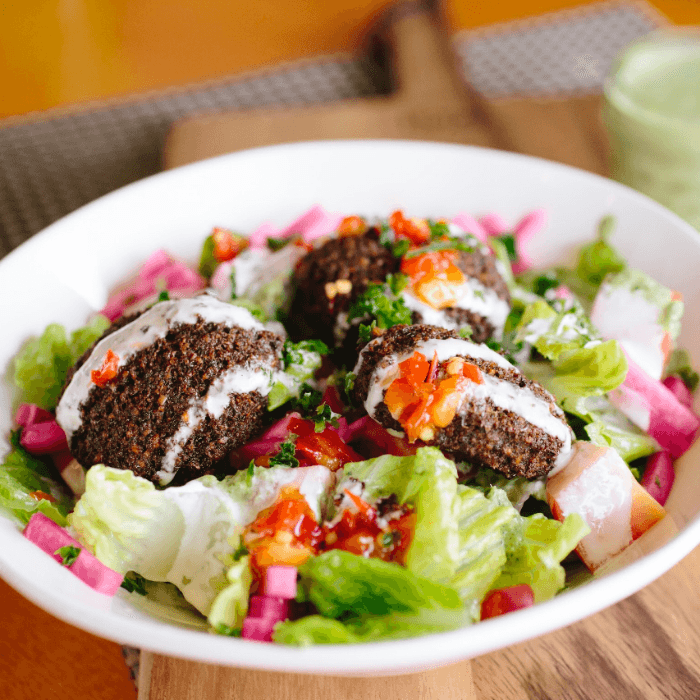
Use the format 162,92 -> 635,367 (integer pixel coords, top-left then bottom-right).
13,315 -> 109,409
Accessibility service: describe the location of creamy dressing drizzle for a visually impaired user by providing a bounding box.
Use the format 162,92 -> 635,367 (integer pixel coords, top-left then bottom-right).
357,337 -> 571,456
156,363 -> 278,485
401,281 -> 509,338
56,294 -> 270,443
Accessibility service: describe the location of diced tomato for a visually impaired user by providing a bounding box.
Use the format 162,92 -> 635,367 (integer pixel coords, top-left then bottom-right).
462,362 -> 483,384
480,584 -> 535,620
427,351 -> 439,383
296,430 -> 362,471
91,349 -> 120,387
212,227 -> 247,262
245,487 -> 323,576
344,489 -> 373,516
29,490 -> 56,503
401,394 -> 435,442
384,378 -> 420,419
430,376 -> 468,428
338,215 -> 367,237
398,352 -> 430,388
389,210 -> 430,245
400,249 -> 458,280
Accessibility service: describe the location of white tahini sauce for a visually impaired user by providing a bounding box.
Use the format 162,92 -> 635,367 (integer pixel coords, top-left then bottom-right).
56,294 -> 281,483
401,280 -> 510,339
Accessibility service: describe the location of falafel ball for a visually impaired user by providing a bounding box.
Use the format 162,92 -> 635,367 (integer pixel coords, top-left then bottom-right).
286,230 -> 399,348
56,293 -> 284,485
352,324 -> 572,479
400,244 -> 511,343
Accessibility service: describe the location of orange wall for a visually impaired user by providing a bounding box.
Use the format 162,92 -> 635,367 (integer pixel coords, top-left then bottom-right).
1,0 -> 698,117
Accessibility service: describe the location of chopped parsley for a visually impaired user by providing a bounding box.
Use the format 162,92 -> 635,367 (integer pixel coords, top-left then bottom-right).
291,383 -> 323,415
386,272 -> 408,295
428,220 -> 451,240
267,237 -> 291,252
496,233 -> 517,262
198,235 -> 218,278
157,290 -> 170,302
347,281 -> 412,337
313,403 -> 340,433
381,531 -> 399,547
358,320 -> 378,345
121,572 -> 148,596
232,542 -> 249,561
343,372 -> 356,404
391,239 -> 411,257
246,460 -> 255,486
214,623 -> 242,637
458,326 -> 473,339
55,545 -> 81,568
269,438 -> 300,469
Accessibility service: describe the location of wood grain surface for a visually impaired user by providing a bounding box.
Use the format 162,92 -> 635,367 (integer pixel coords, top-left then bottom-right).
3,2 -> 700,699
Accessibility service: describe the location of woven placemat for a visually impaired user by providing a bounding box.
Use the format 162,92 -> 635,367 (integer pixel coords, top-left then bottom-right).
0,1 -> 661,261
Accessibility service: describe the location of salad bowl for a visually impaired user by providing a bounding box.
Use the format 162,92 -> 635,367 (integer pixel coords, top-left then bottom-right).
1,139 -> 700,675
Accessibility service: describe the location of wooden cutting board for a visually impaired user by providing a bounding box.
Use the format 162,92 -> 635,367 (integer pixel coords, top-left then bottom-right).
163,1 -> 607,176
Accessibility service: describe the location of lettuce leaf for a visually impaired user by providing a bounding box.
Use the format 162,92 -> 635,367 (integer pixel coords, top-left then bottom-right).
268,340 -> 328,411
69,464 -> 332,615
492,511 -> 589,603
274,550 -> 472,645
338,447 -> 460,581
13,316 -> 110,409
0,432 -> 73,526
207,555 -> 253,634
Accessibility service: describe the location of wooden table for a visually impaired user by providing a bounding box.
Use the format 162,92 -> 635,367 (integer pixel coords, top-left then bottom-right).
2,2 -> 700,699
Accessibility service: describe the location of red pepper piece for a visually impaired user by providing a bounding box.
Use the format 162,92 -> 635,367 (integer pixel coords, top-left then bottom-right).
91,350 -> 120,387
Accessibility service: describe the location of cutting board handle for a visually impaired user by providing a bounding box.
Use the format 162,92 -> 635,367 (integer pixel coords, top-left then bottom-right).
382,0 -> 472,110
139,651 -> 476,700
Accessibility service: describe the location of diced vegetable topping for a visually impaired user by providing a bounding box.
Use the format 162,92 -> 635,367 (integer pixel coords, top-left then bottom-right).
480,584 -> 535,620
383,351 -> 482,442
90,349 -> 120,388
24,513 -> 123,595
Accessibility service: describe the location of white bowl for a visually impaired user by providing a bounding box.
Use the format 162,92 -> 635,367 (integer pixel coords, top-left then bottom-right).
1,140 -> 700,675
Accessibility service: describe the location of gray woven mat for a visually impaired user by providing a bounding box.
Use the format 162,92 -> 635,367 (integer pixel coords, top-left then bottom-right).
0,1 -> 660,260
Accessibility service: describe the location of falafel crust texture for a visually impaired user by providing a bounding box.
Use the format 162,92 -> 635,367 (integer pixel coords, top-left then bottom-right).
353,324 -> 569,479
65,318 -> 283,485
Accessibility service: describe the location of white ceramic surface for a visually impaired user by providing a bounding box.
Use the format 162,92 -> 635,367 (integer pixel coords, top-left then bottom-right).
1,140 -> 700,675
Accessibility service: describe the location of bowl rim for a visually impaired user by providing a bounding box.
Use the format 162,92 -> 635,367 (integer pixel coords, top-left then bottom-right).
2,138 -> 700,675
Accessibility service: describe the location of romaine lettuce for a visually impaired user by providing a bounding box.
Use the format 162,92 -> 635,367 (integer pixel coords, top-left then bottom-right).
13,316 -> 110,409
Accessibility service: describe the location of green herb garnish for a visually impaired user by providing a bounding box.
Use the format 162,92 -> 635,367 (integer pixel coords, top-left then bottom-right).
347,282 -> 412,333
269,438 -> 300,469
314,403 -> 340,433
267,237 -> 291,252
428,220 -> 451,240
291,383 -> 323,415
121,572 -> 148,596
402,238 -> 477,258
214,623 -> 242,637
55,545 -> 81,568
458,326 -> 473,339
232,542 -> 249,562
157,290 -> 170,302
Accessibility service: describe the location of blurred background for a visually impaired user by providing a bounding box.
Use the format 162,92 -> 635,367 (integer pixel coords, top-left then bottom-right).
2,0 -> 699,116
